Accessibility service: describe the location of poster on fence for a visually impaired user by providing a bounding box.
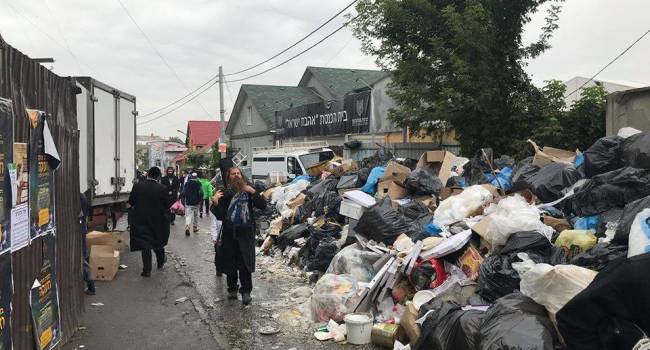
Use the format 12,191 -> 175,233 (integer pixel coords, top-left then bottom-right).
27,110 -> 55,240
0,251 -> 13,350
0,99 -> 14,254
30,233 -> 60,350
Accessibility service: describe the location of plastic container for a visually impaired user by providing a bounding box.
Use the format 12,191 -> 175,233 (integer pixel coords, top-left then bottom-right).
344,313 -> 373,345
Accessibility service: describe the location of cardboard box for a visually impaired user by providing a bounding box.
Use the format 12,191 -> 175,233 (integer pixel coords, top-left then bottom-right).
341,159 -> 360,172
306,160 -> 330,177
339,199 -> 366,220
89,245 -> 120,281
458,246 -> 483,280
286,193 -> 306,209
416,150 -> 456,186
87,231 -> 128,252
382,161 -> 411,183
401,303 -> 421,345
414,196 -> 437,212
527,139 -> 576,167
471,216 -> 492,241
377,180 -> 409,200
111,231 -> 129,252
439,187 -> 464,201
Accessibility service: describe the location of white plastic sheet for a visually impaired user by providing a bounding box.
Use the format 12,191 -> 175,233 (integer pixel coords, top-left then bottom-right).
485,194 -> 554,249
628,208 -> 650,258
433,185 -> 493,226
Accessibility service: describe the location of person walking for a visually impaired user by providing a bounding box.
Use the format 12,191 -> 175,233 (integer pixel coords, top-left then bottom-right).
162,167 -> 181,225
211,167 -> 266,305
128,167 -> 173,277
199,174 -> 214,218
181,172 -> 203,236
80,192 -> 96,294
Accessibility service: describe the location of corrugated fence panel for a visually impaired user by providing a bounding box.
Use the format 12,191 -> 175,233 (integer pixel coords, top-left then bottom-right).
0,36 -> 82,349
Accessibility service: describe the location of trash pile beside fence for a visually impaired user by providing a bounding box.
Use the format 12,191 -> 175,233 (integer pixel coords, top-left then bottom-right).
254,129 -> 650,349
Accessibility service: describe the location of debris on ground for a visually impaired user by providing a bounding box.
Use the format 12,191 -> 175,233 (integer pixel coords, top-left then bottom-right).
251,136 -> 650,349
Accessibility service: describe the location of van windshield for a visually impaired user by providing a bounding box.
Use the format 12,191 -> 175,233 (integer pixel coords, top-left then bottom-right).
299,151 -> 335,169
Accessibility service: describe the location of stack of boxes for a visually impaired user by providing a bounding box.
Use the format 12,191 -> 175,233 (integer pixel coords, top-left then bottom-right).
86,231 -> 128,281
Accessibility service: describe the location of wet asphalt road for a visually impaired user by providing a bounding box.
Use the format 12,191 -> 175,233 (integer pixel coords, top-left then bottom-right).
167,213 -> 378,350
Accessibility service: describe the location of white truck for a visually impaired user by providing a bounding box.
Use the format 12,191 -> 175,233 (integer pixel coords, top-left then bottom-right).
75,77 -> 137,229
251,142 -> 335,182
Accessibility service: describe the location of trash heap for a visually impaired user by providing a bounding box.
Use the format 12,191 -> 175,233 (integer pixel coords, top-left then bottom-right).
255,128 -> 650,349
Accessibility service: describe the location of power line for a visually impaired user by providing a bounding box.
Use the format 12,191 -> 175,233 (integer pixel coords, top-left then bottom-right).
564,26 -> 650,98
42,0 -> 85,74
116,0 -> 214,118
138,0 -> 357,119
223,0 -> 358,77
228,16 -> 358,83
138,16 -> 358,125
138,79 -> 220,126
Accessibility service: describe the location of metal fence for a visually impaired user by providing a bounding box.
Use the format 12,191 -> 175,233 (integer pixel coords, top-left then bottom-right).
344,141 -> 462,162
1,35 -> 83,348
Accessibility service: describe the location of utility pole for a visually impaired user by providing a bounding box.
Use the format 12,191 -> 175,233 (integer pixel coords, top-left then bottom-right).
218,66 -> 226,156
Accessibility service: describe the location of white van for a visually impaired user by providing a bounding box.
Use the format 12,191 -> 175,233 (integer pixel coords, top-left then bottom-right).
251,143 -> 336,181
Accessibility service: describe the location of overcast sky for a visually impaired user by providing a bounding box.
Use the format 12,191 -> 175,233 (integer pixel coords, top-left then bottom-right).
1,0 -> 649,138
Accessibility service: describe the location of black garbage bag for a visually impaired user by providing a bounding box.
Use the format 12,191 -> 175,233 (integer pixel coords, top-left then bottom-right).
414,300 -> 484,350
463,148 -> 494,185
314,191 -> 342,218
399,158 -> 419,171
405,167 -> 443,196
511,163 -> 540,193
446,176 -> 467,188
356,198 -> 419,244
571,167 -> 650,217
357,168 -> 371,185
621,132 -> 650,170
307,223 -> 342,252
596,207 -> 624,238
398,201 -> 430,219
361,146 -> 394,169
525,162 -> 582,203
613,195 -> 650,244
277,224 -> 310,250
307,177 -> 339,197
570,243 -> 628,271
478,231 -> 565,303
292,203 -> 313,225
306,237 -> 338,272
494,155 -> 516,169
476,292 -> 558,350
344,140 -> 362,149
583,136 -> 624,178
337,174 -> 359,189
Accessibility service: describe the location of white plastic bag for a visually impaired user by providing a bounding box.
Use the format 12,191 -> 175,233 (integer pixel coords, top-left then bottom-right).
484,194 -> 554,249
628,208 -> 650,258
513,253 -> 597,321
433,185 -> 493,226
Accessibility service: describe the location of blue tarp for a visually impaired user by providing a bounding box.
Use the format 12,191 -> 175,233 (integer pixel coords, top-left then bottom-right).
362,166 -> 385,195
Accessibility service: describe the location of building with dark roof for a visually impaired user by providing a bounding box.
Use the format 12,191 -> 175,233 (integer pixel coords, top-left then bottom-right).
226,66 -> 406,165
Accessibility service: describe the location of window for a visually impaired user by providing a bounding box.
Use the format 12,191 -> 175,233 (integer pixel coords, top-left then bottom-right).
246,106 -> 253,126
299,151 -> 335,169
287,157 -> 303,175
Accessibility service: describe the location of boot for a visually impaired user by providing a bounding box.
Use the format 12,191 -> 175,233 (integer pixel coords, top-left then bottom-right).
241,293 -> 252,305
227,290 -> 238,300
185,228 -> 190,236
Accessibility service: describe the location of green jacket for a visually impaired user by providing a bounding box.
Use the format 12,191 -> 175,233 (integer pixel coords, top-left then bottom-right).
198,179 -> 214,199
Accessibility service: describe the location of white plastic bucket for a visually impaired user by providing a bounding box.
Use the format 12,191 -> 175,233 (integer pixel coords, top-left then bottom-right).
344,313 -> 373,345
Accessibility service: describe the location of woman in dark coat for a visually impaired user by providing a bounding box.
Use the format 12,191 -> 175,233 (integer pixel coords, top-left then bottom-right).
211,167 -> 266,305
128,167 -> 174,277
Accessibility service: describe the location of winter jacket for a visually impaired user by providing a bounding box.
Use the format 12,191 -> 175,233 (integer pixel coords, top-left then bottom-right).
182,179 -> 203,206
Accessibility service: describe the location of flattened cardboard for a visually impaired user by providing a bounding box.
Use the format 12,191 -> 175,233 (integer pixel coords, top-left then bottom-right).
286,193 -> 306,209
402,303 -> 421,345
440,187 -> 464,201
89,245 -> 120,281
527,139 -> 576,167
382,161 -> 411,183
86,231 -> 125,252
471,216 -> 492,241
416,150 -> 456,186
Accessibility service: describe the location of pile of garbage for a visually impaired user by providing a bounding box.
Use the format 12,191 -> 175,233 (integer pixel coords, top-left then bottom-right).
255,128 -> 650,349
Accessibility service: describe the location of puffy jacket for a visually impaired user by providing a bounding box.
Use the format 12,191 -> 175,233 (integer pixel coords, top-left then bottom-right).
199,179 -> 214,199
182,179 -> 203,206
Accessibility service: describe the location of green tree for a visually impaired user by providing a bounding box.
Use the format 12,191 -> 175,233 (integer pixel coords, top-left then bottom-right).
168,136 -> 184,144
559,84 -> 607,150
352,0 -> 563,156
185,151 -> 208,169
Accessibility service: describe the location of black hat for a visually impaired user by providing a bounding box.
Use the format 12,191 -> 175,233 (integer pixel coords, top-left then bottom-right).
147,167 -> 162,179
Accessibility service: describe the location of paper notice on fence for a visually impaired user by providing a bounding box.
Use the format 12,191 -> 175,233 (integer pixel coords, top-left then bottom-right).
343,190 -> 376,208
10,203 -> 29,251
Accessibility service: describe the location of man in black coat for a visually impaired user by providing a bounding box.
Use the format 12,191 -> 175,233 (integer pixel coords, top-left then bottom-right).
128,167 -> 174,277
211,167 -> 266,305
162,167 -> 180,225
